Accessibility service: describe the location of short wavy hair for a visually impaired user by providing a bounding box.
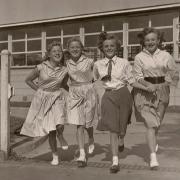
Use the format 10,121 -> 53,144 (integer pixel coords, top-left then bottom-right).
137,27 -> 164,47
42,40 -> 65,65
66,37 -> 84,50
97,31 -> 121,54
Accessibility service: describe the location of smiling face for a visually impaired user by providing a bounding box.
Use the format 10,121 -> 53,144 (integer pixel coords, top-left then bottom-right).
49,45 -> 63,64
68,41 -> 82,61
102,39 -> 117,59
144,32 -> 160,54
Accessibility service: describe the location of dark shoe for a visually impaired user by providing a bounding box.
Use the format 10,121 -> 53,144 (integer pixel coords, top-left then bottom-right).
150,166 -> 159,171
118,144 -> 124,152
110,164 -> 120,173
77,160 -> 87,168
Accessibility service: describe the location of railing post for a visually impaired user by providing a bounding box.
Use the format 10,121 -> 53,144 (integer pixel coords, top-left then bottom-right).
0,49 -> 10,160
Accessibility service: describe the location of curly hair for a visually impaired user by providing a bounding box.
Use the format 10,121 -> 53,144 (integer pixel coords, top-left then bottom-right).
137,27 -> 165,48
42,40 -> 65,65
97,31 -> 121,54
66,37 -> 84,50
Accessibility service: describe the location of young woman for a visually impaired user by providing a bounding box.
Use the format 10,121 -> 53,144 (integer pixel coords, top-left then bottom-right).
93,32 -> 148,173
133,27 -> 179,170
66,37 -> 98,167
21,41 -> 69,165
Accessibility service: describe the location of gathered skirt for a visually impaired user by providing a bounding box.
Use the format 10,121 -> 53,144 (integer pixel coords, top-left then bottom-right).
20,88 -> 67,137
67,83 -> 98,128
97,86 -> 133,136
132,83 -> 170,128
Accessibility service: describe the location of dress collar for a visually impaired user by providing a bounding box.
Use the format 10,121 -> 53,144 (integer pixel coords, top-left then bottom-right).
68,55 -> 86,65
43,61 -> 62,70
143,48 -> 160,56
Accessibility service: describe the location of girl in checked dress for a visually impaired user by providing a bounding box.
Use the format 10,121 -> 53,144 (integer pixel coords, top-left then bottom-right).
66,37 -> 98,167
21,41 -> 68,165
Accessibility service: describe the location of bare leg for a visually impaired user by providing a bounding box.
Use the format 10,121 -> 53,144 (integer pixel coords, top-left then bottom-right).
146,127 -> 156,153
76,125 -> 86,167
49,130 -> 59,165
86,126 -> 95,154
146,127 -> 159,169
77,125 -> 85,150
110,132 -> 119,163
109,132 -> 119,173
155,102 -> 168,135
56,124 -> 68,150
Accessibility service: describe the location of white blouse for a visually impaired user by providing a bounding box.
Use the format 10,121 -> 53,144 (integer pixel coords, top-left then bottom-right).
93,56 -> 135,90
134,48 -> 178,83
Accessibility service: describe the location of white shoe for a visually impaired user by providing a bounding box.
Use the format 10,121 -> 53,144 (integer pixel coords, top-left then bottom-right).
51,155 -> 59,166
76,156 -> 86,162
88,144 -> 95,154
150,153 -> 159,170
62,145 -> 68,150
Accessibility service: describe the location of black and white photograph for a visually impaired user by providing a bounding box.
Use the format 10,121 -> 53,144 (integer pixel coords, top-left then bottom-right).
0,0 -> 180,179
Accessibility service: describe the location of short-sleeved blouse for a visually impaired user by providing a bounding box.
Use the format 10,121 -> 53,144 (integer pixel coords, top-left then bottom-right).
134,48 -> 177,82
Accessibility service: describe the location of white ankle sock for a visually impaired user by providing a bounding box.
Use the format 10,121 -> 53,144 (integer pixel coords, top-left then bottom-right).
112,156 -> 119,165
150,153 -> 159,166
51,153 -> 59,165
80,149 -> 85,156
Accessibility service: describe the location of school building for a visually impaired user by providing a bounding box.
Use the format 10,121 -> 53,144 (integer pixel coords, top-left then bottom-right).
0,0 -> 180,106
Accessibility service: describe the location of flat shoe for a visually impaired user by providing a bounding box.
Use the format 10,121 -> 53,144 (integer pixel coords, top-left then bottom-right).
62,145 -> 68,150
88,144 -> 95,154
110,164 -> 120,173
77,160 -> 87,168
118,145 -> 124,152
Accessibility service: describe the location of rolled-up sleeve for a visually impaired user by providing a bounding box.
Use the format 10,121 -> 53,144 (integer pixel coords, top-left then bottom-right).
125,62 -> 135,85
165,53 -> 179,84
133,56 -> 144,81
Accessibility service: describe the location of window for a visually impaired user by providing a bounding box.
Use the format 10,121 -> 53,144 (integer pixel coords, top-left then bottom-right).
0,30 -> 8,41
12,41 -> 25,52
150,12 -> 175,26
0,42 -> 8,52
84,19 -> 103,33
85,35 -> 98,47
63,23 -> 80,35
128,31 -> 141,45
27,40 -> 41,51
158,28 -> 173,42
11,54 -> 26,66
11,29 -> 25,40
128,46 -> 141,61
104,16 -> 123,31
128,15 -> 149,29
84,47 -> 100,61
27,53 -> 42,66
45,25 -> 61,37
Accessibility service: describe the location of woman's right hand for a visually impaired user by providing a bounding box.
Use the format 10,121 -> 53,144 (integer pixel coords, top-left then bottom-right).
146,84 -> 158,93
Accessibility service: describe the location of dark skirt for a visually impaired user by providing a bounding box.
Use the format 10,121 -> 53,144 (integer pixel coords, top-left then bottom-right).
97,86 -> 133,136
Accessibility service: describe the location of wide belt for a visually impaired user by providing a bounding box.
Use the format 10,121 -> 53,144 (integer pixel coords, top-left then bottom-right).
144,76 -> 165,84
